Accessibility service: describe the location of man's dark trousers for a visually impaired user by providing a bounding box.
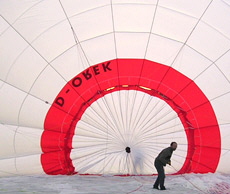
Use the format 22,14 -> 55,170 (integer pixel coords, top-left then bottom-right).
154,160 -> 165,189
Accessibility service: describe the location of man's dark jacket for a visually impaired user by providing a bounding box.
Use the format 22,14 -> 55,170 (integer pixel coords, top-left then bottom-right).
155,147 -> 173,166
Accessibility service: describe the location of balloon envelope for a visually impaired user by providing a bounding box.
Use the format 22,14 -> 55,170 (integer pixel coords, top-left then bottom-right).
0,0 -> 230,176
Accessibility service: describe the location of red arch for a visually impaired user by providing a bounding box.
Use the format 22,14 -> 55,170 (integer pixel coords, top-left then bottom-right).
42,59 -> 221,175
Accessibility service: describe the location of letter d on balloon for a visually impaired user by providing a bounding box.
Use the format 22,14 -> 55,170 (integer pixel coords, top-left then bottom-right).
55,97 -> 64,107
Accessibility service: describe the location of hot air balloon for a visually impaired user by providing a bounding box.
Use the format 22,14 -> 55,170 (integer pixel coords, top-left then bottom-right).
0,0 -> 230,177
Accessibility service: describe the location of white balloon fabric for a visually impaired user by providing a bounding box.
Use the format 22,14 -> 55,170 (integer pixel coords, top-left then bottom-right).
0,0 -> 230,176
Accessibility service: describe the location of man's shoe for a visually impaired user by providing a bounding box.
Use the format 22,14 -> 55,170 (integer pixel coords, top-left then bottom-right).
153,185 -> 159,190
160,186 -> 166,190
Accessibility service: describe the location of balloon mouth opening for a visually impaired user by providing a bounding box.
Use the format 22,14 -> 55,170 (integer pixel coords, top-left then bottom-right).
71,85 -> 191,174
125,147 -> 131,153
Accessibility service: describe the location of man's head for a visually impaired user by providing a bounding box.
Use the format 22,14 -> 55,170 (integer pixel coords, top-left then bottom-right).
170,142 -> 177,151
